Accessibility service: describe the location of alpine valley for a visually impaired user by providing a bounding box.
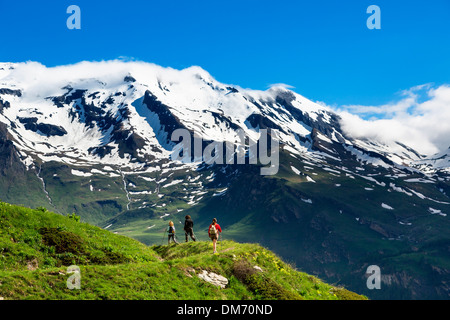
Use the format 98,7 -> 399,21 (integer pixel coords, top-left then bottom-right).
1,61 -> 449,300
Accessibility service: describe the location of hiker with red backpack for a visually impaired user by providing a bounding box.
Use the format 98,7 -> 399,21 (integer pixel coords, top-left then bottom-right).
208,218 -> 222,254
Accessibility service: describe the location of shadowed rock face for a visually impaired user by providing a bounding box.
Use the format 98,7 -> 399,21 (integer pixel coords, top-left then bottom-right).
0,99 -> 11,113
0,122 -> 26,176
0,88 -> 22,97
142,90 -> 187,146
18,117 -> 68,137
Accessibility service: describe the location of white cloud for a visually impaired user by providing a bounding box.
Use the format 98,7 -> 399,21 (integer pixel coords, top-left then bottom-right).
0,60 -> 210,100
268,83 -> 295,90
337,83 -> 432,119
329,84 -> 450,156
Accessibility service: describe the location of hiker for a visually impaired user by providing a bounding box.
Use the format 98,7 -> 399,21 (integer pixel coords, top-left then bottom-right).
184,215 -> 196,242
166,221 -> 179,245
208,218 -> 222,254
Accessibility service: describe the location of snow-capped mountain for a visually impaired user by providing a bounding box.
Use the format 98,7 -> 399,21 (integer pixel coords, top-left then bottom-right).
0,61 -> 436,174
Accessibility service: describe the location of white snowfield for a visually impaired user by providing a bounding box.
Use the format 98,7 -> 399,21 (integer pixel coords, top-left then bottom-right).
381,203 -> 394,210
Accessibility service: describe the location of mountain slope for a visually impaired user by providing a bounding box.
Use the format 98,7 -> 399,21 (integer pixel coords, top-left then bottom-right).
0,201 -> 365,300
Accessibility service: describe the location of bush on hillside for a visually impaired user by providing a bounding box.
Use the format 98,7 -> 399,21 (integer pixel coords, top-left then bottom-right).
232,259 -> 302,300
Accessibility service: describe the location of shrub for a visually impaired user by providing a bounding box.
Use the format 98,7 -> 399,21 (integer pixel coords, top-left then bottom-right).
232,259 -> 302,300
39,227 -> 85,255
232,259 -> 257,282
332,287 -> 367,300
68,213 -> 81,223
89,250 -> 129,265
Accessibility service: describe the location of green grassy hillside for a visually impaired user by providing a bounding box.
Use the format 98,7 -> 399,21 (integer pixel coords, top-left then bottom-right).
0,201 -> 366,300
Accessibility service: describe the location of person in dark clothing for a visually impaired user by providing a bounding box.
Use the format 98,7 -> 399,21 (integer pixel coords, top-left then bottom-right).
184,215 -> 196,242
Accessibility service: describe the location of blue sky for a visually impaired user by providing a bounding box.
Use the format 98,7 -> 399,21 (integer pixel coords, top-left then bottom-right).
1,0 -> 449,107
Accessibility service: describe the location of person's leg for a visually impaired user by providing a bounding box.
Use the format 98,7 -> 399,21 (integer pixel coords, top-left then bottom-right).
213,239 -> 217,253
185,231 -> 188,242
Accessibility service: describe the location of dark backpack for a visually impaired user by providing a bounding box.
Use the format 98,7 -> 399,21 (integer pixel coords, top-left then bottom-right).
168,226 -> 174,234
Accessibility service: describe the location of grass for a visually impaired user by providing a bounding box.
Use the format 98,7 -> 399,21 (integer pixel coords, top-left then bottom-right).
0,202 -> 159,271
0,201 -> 366,300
